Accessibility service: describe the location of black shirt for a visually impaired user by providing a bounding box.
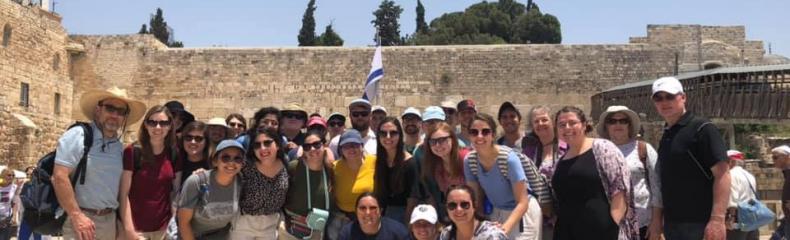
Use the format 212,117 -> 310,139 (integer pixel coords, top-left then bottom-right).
180,155 -> 211,186
338,217 -> 410,240
553,150 -> 619,239
658,112 -> 727,223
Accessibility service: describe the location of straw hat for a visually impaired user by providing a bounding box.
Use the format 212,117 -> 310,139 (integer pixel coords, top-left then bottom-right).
596,105 -> 640,140
79,87 -> 146,126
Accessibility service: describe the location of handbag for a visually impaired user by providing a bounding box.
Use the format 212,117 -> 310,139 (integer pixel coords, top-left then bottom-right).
737,172 -> 775,232
304,163 -> 330,232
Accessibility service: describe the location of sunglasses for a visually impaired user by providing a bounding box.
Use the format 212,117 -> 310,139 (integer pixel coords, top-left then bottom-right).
652,93 -> 678,102
442,108 -> 456,115
328,121 -> 344,127
302,141 -> 323,151
99,104 -> 129,116
428,136 -> 451,146
446,201 -> 471,211
468,128 -> 492,137
378,130 -> 399,138
183,135 -> 205,143
229,122 -> 245,128
4,174 -> 14,177
351,111 -> 370,118
252,139 -> 276,149
283,113 -> 306,120
145,120 -> 172,127
605,118 -> 630,125
219,155 -> 245,164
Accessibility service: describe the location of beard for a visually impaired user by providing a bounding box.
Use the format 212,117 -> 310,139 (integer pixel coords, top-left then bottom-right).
352,122 -> 369,132
404,125 -> 420,135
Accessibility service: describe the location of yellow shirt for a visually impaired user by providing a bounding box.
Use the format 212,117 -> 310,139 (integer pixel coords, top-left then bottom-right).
333,154 -> 377,213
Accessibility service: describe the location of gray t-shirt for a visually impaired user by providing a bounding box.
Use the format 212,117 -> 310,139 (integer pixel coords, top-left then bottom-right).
178,169 -> 239,238
54,123 -> 123,209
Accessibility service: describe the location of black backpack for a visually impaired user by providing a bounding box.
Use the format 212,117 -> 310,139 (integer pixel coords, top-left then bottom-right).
20,122 -> 92,235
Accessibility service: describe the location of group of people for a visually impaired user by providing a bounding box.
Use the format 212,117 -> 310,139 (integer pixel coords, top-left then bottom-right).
5,76 -> 783,240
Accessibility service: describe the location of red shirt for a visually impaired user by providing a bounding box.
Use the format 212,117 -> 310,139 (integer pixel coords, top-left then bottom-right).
123,145 -> 181,232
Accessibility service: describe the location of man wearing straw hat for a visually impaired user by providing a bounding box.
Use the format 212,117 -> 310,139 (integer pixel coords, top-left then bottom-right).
52,87 -> 145,240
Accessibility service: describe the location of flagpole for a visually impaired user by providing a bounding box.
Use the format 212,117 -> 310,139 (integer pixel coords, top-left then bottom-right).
375,27 -> 381,106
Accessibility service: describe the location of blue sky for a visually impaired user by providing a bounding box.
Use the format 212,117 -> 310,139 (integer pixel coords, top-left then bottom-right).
58,0 -> 789,56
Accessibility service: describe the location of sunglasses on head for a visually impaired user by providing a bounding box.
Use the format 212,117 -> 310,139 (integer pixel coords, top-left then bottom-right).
252,139 -> 276,149
219,154 -> 245,164
652,93 -> 678,102
605,118 -> 630,125
302,141 -> 323,151
446,201 -> 471,211
351,111 -> 370,118
145,119 -> 172,127
378,130 -> 399,138
99,104 -> 129,115
428,136 -> 451,146
229,122 -> 245,128
183,135 -> 205,143
328,121 -> 344,127
468,128 -> 492,137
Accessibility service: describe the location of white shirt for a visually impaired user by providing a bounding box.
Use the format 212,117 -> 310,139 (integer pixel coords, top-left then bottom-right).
328,128 -> 377,159
617,140 -> 659,228
728,166 -> 757,208
0,183 -> 17,219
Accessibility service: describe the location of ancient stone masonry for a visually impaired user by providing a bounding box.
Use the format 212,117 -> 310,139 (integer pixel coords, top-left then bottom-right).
1,0 -> 73,169
0,0 -> 775,169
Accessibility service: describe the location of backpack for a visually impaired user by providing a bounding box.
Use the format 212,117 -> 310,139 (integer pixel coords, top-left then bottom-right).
21,122 -> 93,235
467,146 -> 552,205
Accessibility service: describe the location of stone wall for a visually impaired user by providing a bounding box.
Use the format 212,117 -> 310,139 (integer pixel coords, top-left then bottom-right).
68,37 -> 679,125
0,0 -> 72,169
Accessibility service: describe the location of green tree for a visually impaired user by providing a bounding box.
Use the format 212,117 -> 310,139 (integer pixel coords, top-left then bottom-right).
512,8 -> 561,44
372,0 -> 403,46
415,0 -> 428,34
298,0 -> 318,46
138,24 -> 148,34
317,24 -> 344,46
146,8 -> 183,47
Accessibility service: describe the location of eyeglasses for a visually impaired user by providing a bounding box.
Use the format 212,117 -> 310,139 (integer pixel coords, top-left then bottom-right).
557,121 -> 581,129
252,140 -> 275,149
351,111 -> 370,118
99,104 -> 129,116
446,201 -> 471,211
428,136 -> 451,146
328,121 -> 344,127
605,118 -> 630,125
302,141 -> 323,151
219,155 -> 245,164
468,128 -> 492,137
652,93 -> 678,102
183,135 -> 205,143
378,130 -> 399,138
145,120 -> 172,127
229,122 -> 245,129
283,113 -> 306,120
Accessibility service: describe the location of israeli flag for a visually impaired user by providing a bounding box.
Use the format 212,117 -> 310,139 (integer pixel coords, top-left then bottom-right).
362,46 -> 383,103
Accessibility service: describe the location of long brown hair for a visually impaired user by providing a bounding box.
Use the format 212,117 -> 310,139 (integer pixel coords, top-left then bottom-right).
422,122 -> 462,181
136,105 -> 176,166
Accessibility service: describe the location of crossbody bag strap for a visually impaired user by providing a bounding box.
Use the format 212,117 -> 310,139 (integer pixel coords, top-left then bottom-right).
305,162 -> 330,210
742,171 -> 758,199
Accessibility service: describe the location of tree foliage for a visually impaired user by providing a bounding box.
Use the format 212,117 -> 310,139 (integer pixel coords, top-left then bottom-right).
144,8 -> 183,48
415,0 -> 428,34
317,24 -> 344,46
408,1 -> 560,45
298,0 -> 318,46
372,0 -> 403,46
138,24 -> 148,34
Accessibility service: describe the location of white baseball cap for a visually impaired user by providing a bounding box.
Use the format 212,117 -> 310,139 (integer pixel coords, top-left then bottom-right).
652,77 -> 684,96
401,107 -> 422,119
410,204 -> 438,224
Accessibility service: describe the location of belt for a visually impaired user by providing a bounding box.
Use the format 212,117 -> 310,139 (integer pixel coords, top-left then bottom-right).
80,207 -> 115,216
